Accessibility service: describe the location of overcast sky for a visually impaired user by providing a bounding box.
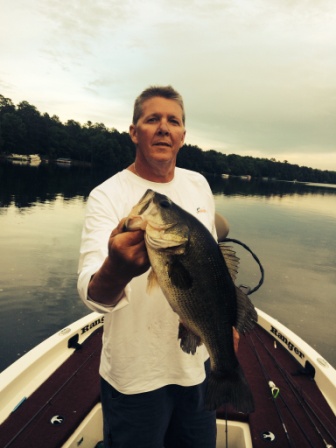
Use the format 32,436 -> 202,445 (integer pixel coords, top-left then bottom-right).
1,0 -> 335,170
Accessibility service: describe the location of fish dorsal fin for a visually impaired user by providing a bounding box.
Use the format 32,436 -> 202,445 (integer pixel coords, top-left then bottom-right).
218,243 -> 240,281
235,286 -> 258,333
146,268 -> 160,294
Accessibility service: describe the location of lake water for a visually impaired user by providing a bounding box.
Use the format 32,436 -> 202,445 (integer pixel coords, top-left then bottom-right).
0,162 -> 335,372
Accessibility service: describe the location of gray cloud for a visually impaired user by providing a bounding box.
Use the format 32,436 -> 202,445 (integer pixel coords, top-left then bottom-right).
1,0 -> 335,169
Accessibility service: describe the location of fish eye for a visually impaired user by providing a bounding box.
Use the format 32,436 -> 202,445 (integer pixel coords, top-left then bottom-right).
159,200 -> 171,208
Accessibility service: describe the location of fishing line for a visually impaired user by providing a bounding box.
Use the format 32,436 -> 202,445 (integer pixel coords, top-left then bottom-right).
247,334 -> 295,448
253,331 -> 336,447
222,238 -> 264,294
269,378 -> 316,448
254,330 -> 336,444
224,404 -> 229,448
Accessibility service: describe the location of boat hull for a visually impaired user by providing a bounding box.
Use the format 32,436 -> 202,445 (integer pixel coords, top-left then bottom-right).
0,310 -> 335,448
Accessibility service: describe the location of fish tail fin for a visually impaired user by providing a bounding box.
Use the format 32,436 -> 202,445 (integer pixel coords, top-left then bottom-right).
205,365 -> 255,413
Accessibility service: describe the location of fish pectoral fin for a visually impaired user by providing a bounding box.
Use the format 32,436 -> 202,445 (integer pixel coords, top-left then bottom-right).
178,322 -> 202,355
235,286 -> 258,333
168,257 -> 193,290
146,269 -> 160,294
218,243 -> 240,281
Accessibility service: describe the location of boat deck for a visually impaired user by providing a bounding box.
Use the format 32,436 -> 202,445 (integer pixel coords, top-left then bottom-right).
0,323 -> 335,448
218,325 -> 336,447
0,329 -> 101,448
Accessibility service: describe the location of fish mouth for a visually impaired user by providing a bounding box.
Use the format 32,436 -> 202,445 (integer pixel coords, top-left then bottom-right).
124,215 -> 146,231
145,224 -> 189,253
125,215 -> 174,232
145,233 -> 187,251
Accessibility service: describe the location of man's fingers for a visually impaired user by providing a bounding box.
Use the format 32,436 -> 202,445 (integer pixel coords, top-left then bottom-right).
111,218 -> 128,237
233,327 -> 240,353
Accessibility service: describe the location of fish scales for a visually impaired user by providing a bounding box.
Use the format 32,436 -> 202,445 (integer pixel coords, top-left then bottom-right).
126,189 -> 257,413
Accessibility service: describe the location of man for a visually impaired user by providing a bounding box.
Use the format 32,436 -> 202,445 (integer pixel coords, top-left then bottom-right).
77,86 -> 226,447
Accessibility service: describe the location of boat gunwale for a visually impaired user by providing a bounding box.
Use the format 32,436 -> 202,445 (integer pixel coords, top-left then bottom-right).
0,312 -> 104,424
256,308 -> 336,414
0,309 -> 335,447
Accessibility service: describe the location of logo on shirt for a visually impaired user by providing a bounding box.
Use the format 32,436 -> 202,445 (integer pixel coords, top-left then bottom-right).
197,207 -> 207,213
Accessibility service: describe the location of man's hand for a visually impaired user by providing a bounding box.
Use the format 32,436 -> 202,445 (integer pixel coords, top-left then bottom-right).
233,327 -> 240,353
88,218 -> 150,306
108,218 -> 150,279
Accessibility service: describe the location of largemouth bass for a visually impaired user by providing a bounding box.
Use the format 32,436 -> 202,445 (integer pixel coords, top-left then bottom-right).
126,189 -> 257,413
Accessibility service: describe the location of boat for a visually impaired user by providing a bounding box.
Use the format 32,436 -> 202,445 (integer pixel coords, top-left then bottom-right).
6,154 -> 30,164
0,308 -> 335,448
56,158 -> 72,166
28,154 -> 41,166
6,154 -> 41,166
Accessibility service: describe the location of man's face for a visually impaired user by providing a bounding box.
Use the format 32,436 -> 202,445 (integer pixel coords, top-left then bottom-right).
129,97 -> 186,165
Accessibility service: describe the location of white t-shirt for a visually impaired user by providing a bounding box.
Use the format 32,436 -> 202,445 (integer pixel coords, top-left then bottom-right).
77,167 -> 217,394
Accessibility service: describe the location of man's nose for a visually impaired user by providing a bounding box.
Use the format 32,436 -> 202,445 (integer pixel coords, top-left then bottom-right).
157,121 -> 170,135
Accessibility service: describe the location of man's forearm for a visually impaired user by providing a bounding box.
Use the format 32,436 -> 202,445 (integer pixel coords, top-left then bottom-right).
88,257 -> 131,307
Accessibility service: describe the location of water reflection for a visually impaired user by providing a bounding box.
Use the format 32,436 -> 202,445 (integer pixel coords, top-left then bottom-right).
0,161 -> 114,208
208,175 -> 336,198
0,195 -> 89,368
0,162 -> 335,372
214,188 -> 336,368
2,161 -> 336,208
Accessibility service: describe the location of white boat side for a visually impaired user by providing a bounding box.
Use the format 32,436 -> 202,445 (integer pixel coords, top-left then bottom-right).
257,308 -> 336,414
0,308 -> 335,448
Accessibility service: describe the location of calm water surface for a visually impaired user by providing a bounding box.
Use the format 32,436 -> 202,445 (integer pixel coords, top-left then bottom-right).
0,163 -> 335,372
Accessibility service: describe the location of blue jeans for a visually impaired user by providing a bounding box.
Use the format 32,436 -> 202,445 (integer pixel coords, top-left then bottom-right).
100,360 -> 216,448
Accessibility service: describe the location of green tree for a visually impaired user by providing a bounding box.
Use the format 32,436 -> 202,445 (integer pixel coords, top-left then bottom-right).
177,144 -> 204,171
1,93 -> 335,183
0,95 -> 15,116
17,101 -> 43,153
1,113 -> 27,153
65,119 -> 90,162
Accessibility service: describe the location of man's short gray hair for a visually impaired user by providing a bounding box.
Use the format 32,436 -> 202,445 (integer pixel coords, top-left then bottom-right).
132,85 -> 185,125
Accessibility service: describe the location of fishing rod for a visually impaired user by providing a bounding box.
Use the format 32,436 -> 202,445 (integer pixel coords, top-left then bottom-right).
224,405 -> 229,448
253,331 -> 336,448
255,332 -> 336,447
248,333 -> 333,448
269,377 -> 317,448
269,375 -> 317,448
247,334 -> 296,448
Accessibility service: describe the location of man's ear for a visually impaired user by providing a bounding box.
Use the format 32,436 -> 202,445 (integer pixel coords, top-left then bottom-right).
129,124 -> 138,144
180,130 -> 186,148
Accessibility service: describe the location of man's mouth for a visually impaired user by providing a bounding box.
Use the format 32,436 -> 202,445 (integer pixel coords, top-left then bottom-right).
154,142 -> 171,147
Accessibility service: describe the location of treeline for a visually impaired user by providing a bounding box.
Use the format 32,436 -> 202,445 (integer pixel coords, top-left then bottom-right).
1,94 -> 335,184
